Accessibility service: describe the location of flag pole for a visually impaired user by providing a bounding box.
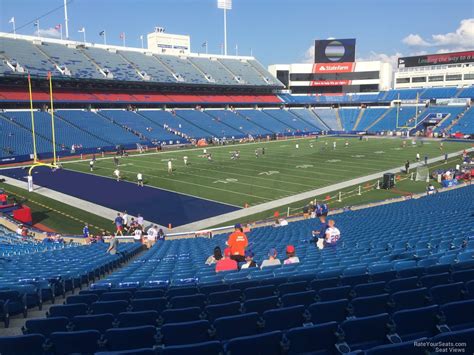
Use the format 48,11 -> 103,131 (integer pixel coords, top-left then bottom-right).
48,72 -> 57,165
64,0 -> 69,39
27,74 -> 38,163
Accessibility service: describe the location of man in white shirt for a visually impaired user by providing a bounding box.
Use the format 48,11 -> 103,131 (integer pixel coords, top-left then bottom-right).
137,173 -> 143,187
324,219 -> 341,247
167,160 -> 173,174
89,160 -> 94,172
122,211 -> 129,228
133,228 -> 142,243
260,248 -> 281,269
183,156 -> 188,166
137,214 -> 144,227
146,225 -> 158,249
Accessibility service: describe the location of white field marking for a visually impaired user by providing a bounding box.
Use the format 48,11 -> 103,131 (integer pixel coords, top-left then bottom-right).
161,158 -> 177,161
296,164 -> 314,169
52,136 -> 319,166
213,178 -> 238,184
258,171 -> 280,176
392,148 -> 403,151
118,163 -> 134,167
351,155 -> 365,158
88,158 -> 307,192
91,155 -> 334,186
326,159 -> 341,163
374,151 -> 385,154
65,164 -> 273,202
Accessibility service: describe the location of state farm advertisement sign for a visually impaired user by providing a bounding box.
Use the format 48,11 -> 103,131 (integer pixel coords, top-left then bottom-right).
313,62 -> 355,73
311,80 -> 350,86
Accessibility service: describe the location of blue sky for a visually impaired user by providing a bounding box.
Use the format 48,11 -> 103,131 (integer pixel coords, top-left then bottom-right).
0,0 -> 473,66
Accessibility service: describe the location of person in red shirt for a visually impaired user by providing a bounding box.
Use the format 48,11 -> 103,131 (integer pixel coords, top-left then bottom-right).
0,193 -> 7,206
215,248 -> 238,273
226,224 -> 248,262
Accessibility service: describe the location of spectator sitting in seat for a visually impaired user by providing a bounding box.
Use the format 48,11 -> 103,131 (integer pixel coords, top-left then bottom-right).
215,248 -> 238,273
260,248 -> 281,269
241,250 -> 258,269
206,246 -> 222,265
284,245 -> 300,265
324,220 -> 341,248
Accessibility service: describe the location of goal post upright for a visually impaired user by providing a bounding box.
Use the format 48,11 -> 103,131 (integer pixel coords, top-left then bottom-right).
27,72 -> 59,189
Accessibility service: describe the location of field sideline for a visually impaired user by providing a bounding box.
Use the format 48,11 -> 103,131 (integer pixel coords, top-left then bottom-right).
62,137 -> 471,207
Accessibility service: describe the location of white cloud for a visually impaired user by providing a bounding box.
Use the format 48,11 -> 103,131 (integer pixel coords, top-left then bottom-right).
402,18 -> 474,51
357,51 -> 402,69
402,34 -> 430,47
302,44 -> 315,63
34,27 -> 61,39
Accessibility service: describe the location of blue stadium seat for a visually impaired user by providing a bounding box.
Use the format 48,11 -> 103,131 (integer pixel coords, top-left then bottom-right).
286,321 -> 338,355
340,313 -> 390,351
71,314 -> 114,333
161,307 -> 202,324
419,273 -> 451,288
214,312 -> 260,341
318,286 -> 352,301
365,339 -> 428,355
104,326 -> 157,351
263,305 -> 306,331
160,320 -> 211,346
386,277 -> 419,293
162,341 -> 223,355
440,300 -> 474,331
243,296 -> 279,314
430,282 -> 464,305
100,291 -> 133,302
208,290 -> 241,304
170,293 -> 206,309
167,287 -> 198,298
392,305 -> 440,341
91,300 -> 129,315
310,278 -> 340,292
131,297 -> 167,312
134,289 -> 165,299
117,311 -> 159,327
466,280 -> 474,298
48,303 -> 88,319
308,299 -> 349,324
353,281 -> 387,297
50,330 -> 101,354
430,328 -> 474,354
0,334 -> 45,355
23,316 -> 69,337
451,269 -> 474,283
391,288 -> 430,310
66,294 -> 99,305
244,285 -> 276,300
281,290 -> 316,307
278,281 -> 308,296
350,293 -> 390,317
225,331 -> 283,355
204,301 -> 241,321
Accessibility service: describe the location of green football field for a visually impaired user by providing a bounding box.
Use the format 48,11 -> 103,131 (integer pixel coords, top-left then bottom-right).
63,137 -> 470,207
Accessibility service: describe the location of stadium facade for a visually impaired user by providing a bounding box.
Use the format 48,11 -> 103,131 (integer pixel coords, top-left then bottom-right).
395,50 -> 474,89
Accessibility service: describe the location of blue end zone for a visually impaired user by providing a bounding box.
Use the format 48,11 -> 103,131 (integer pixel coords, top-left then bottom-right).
1,167 -> 239,227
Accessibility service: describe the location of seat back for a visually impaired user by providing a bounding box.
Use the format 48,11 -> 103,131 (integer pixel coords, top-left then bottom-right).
214,312 -> 260,340
104,325 -> 157,351
117,311 -> 159,327
48,303 -> 88,319
72,314 -> 114,333
0,334 -> 45,355
263,305 -> 305,331
24,317 -> 69,337
392,305 -> 439,340
286,321 -> 338,354
160,320 -> 210,346
50,330 -> 100,354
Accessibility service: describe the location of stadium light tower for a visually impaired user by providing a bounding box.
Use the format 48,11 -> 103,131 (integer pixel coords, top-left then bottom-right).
217,0 -> 232,56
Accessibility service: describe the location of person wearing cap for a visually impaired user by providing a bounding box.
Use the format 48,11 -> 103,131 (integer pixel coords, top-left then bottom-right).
260,248 -> 281,269
215,248 -> 238,273
226,224 -> 248,263
241,250 -> 258,269
284,245 -> 300,265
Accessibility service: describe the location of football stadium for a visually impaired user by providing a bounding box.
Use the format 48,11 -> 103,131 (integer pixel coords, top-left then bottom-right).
0,0 -> 473,353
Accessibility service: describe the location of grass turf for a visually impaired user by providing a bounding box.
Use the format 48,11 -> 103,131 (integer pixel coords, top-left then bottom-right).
63,137 -> 470,207
0,182 -> 113,235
